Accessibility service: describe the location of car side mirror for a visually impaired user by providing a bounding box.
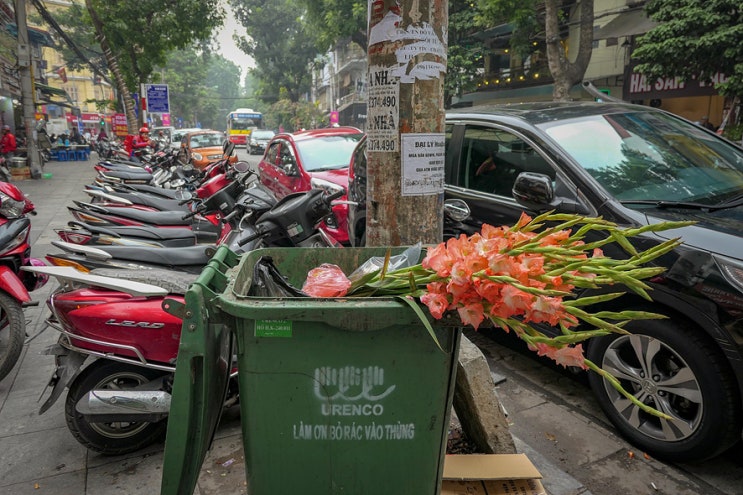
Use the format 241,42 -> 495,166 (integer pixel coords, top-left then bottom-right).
233,161 -> 250,173
283,162 -> 299,176
512,172 -> 554,207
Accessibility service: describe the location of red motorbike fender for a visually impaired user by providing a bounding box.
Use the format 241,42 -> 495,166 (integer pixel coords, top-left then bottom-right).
0,265 -> 31,303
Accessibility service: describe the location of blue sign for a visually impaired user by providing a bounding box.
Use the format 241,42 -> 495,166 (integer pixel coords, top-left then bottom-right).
146,84 -> 170,113
131,93 -> 139,117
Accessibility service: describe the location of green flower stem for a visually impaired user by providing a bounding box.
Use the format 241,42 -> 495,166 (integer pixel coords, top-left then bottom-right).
584,359 -> 672,420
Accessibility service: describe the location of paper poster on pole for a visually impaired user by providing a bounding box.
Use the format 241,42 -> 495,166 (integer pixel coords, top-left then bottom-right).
366,65 -> 399,153
401,133 -> 445,195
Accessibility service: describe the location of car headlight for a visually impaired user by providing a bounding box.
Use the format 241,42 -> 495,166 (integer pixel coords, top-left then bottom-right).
192,152 -> 203,161
715,255 -> 743,295
0,191 -> 26,218
310,178 -> 344,194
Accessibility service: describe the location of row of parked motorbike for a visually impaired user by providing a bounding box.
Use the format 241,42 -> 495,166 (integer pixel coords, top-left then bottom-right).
1,141 -> 346,455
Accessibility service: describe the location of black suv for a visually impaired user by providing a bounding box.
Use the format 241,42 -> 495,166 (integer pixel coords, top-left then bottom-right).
347,101 -> 743,462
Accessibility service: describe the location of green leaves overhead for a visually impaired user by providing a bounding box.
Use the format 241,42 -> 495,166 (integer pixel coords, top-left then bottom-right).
229,0 -> 320,103
84,0 -> 224,90
633,0 -> 743,97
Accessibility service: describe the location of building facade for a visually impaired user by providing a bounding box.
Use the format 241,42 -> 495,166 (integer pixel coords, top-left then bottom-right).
313,0 -> 730,131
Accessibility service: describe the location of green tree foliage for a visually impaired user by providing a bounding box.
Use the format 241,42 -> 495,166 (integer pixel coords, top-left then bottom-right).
82,0 -> 223,90
229,0 -> 320,103
46,0 -> 223,131
264,92 -> 327,132
301,0 -> 368,51
633,0 -> 743,98
36,2 -> 107,75
162,48 -> 244,130
446,2 -> 486,107
475,0 -> 541,59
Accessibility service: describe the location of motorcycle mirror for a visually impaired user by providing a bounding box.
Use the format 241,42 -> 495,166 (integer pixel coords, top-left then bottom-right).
443,199 -> 470,222
174,190 -> 193,201
233,161 -> 250,174
223,140 -> 236,156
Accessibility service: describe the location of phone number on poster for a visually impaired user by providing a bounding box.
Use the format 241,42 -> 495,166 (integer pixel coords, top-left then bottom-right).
368,95 -> 397,108
368,138 -> 397,152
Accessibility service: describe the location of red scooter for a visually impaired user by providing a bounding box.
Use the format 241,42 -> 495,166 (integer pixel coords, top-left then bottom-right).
30,187 -> 343,454
0,181 -> 48,381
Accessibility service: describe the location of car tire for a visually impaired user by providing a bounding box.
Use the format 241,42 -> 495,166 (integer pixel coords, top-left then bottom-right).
586,313 -> 741,462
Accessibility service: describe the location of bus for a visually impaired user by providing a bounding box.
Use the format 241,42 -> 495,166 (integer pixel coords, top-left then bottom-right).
226,108 -> 263,147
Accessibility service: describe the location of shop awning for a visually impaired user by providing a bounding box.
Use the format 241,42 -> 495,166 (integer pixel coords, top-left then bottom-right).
594,9 -> 657,40
36,83 -> 73,104
4,24 -> 55,47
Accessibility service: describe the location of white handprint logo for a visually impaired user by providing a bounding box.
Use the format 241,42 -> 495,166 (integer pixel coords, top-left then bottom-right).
313,366 -> 396,402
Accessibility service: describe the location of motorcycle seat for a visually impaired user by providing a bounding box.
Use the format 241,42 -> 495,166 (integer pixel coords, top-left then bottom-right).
112,184 -> 184,200
98,169 -> 153,182
73,201 -> 192,226
87,244 -> 214,267
101,192 -> 191,212
68,221 -> 196,243
91,267 -> 197,294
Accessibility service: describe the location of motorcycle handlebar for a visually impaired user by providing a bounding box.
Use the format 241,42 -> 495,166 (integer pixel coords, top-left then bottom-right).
325,189 -> 345,203
222,210 -> 239,223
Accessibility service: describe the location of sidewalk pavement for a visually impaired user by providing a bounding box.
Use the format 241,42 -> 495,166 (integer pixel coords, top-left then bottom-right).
0,158 -> 726,495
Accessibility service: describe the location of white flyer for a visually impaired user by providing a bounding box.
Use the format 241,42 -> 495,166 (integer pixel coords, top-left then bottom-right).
401,133 -> 445,195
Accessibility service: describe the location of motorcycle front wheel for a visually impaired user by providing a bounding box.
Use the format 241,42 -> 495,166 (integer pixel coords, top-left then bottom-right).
0,292 -> 26,381
65,360 -> 169,455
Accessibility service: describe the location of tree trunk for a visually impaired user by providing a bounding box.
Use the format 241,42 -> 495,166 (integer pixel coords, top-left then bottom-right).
545,0 -> 594,101
85,0 -> 138,133
365,0 -> 446,247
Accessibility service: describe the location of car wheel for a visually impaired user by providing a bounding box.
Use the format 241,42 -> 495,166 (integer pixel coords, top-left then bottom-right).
587,314 -> 741,462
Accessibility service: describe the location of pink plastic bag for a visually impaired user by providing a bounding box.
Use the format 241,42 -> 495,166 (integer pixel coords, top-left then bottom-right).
302,263 -> 351,297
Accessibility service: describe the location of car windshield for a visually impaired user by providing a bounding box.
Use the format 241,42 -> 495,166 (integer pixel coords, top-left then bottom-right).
539,111 -> 743,206
253,131 -> 274,139
191,133 -> 224,148
295,134 -> 363,171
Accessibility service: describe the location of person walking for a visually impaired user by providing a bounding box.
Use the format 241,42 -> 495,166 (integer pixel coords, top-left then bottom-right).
0,125 -> 17,160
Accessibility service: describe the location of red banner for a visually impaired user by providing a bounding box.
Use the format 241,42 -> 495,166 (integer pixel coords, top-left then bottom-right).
57,67 -> 67,83
112,114 -> 128,137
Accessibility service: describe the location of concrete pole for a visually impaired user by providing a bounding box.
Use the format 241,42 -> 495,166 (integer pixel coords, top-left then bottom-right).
365,0 -> 447,246
14,0 -> 42,178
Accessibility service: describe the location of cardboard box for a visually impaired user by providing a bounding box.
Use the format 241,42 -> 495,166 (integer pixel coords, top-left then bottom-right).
442,454 -> 546,495
10,166 -> 31,181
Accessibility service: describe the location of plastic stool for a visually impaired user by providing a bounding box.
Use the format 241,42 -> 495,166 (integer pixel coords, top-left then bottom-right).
57,150 -> 68,161
76,150 -> 87,161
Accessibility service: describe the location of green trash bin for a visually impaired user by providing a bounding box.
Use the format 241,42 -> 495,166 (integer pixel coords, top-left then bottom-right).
161,246 -> 462,495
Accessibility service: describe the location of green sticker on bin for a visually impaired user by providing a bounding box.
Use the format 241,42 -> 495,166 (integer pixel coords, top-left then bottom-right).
255,319 -> 292,337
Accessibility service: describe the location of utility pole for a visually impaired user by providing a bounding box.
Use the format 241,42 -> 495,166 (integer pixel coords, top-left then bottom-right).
14,0 -> 42,179
365,0 -> 447,246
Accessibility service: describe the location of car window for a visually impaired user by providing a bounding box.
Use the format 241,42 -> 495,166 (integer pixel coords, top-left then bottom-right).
459,126 -> 555,197
279,142 -> 295,166
265,142 -> 280,166
253,131 -> 274,139
540,111 -> 743,204
294,134 -> 363,171
191,134 -> 223,148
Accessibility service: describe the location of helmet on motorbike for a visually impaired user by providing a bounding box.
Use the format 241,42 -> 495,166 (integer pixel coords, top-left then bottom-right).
2,125 -> 9,131
139,126 -> 149,134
